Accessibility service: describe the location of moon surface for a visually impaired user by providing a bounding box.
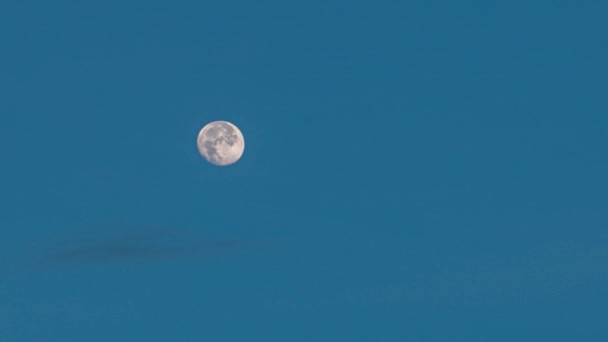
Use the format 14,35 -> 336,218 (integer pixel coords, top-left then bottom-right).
197,121 -> 245,166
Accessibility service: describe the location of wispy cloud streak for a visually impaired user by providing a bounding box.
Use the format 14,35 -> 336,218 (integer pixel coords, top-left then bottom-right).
38,228 -> 260,266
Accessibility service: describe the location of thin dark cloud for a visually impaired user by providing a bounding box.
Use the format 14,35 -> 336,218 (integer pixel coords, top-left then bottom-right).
0,227 -> 280,279
45,238 -> 246,263
36,227 -> 266,268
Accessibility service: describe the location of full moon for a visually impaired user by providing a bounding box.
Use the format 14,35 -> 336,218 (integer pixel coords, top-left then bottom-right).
197,121 -> 245,166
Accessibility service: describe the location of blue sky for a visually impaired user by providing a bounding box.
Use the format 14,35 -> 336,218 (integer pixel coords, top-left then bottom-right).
1,0 -> 607,340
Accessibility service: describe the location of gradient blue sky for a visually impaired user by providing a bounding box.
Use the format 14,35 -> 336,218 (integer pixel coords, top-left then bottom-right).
1,1 -> 607,340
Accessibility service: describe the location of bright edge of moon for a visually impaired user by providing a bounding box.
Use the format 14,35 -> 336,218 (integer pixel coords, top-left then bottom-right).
197,120 -> 245,166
